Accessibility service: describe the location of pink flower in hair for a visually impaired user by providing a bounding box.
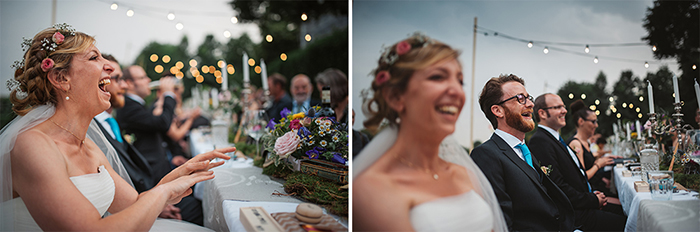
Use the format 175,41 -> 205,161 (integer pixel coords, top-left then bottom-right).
396,40 -> 411,55
375,71 -> 390,86
52,32 -> 64,44
41,58 -> 54,72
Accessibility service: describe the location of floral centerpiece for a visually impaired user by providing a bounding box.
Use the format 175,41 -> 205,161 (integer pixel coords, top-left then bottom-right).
265,106 -> 349,167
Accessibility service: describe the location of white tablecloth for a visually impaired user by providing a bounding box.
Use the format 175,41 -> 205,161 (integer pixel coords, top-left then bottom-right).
612,166 -> 699,232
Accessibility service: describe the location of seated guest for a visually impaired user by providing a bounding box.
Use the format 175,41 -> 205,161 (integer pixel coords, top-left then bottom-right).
152,74 -> 197,167
117,65 -> 177,184
97,55 -> 205,225
470,74 -> 574,231
529,93 -> 625,231
289,74 -> 320,114
567,100 -> 617,198
314,68 -> 349,124
351,109 -> 369,158
265,73 -> 293,122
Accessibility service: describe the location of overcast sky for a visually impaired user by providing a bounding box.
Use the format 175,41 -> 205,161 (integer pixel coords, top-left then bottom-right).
351,0 -> 680,148
1,0 -> 260,96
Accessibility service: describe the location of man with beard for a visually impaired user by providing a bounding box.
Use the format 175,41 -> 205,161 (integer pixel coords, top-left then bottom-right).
289,74 -> 320,114
96,55 -> 204,225
471,74 -> 574,231
528,93 -> 626,231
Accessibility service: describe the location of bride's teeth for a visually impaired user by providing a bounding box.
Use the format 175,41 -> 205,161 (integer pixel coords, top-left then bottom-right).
99,79 -> 111,86
438,106 -> 458,114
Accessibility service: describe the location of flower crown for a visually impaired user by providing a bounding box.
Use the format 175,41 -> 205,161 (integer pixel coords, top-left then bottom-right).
375,32 -> 435,86
7,23 -> 77,100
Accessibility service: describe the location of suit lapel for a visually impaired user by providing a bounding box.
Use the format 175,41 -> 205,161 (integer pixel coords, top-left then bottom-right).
94,118 -> 134,164
491,134 -> 546,193
540,129 -> 589,180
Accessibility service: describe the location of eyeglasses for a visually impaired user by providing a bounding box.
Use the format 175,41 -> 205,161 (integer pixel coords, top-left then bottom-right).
542,105 -> 566,111
496,94 -> 533,105
583,118 -> 598,124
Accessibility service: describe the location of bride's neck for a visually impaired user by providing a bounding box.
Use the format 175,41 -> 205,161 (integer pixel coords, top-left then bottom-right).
392,127 -> 443,164
50,105 -> 93,144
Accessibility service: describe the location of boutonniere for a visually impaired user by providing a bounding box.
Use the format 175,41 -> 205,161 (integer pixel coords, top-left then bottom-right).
540,165 -> 553,176
123,134 -> 135,144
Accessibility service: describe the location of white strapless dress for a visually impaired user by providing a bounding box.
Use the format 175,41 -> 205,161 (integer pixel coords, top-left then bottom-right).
2,165 -> 210,231
410,190 -> 494,232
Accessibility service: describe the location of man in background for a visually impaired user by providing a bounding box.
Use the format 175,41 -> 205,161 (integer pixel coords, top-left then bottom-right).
289,74 -> 320,114
265,73 -> 292,122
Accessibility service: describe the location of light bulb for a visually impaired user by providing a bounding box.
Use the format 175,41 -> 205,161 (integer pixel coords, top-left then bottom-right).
305,34 -> 312,42
593,56 -> 599,64
126,9 -> 134,17
110,3 -> 118,10
584,45 -> 590,53
652,45 -> 657,52
543,47 -> 549,54
527,41 -> 533,48
175,22 -> 183,30
645,62 -> 649,69
301,13 -> 308,21
694,64 -> 697,70
231,16 -> 238,24
167,12 -> 175,20
223,30 -> 231,38
266,35 -> 273,42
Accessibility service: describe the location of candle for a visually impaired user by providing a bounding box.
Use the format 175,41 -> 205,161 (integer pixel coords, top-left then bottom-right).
261,59 -> 268,91
221,60 -> 228,91
648,81 -> 655,114
626,122 -> 631,141
636,120 -> 642,140
243,52 -> 250,83
694,80 -> 700,111
211,88 -> 219,109
673,74 -> 680,103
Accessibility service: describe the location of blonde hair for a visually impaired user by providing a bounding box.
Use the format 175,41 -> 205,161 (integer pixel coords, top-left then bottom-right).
10,27 -> 95,116
363,34 -> 461,132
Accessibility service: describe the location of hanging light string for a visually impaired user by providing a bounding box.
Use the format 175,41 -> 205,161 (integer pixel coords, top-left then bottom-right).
96,0 -> 238,31
475,25 -> 675,66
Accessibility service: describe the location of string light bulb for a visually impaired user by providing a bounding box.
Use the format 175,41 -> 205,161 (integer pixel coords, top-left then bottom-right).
167,12 -> 175,20
266,35 -> 273,43
593,56 -> 599,64
126,9 -> 134,17
693,64 -> 697,70
110,3 -> 118,10
645,62 -> 649,69
230,16 -> 238,24
652,45 -> 657,52
584,45 -> 590,53
305,34 -> 312,42
527,41 -> 533,48
223,30 -> 231,38
175,22 -> 183,30
543,46 -> 549,54
301,13 -> 308,21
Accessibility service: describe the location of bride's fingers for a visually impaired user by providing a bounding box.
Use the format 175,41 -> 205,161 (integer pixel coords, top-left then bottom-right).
193,147 -> 235,162
207,160 -> 226,169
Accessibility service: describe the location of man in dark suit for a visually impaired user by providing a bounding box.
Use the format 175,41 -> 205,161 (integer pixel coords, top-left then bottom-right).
265,73 -> 293,122
529,93 -> 625,231
471,74 -> 574,231
116,65 -> 176,184
289,74 -> 321,114
101,56 -> 203,225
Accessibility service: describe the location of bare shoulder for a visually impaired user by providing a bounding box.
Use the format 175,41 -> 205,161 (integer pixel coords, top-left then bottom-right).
12,129 -> 66,169
353,169 -> 414,231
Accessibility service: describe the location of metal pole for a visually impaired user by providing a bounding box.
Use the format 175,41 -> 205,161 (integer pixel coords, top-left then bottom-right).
51,0 -> 56,25
470,17 -> 477,149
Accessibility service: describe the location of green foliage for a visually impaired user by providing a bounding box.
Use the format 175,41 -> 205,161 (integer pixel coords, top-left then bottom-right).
235,141 -> 257,158
0,97 -> 17,129
643,1 -> 700,126
283,172 -> 348,217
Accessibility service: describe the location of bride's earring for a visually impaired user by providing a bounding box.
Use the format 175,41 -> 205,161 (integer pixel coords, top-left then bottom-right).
395,117 -> 401,124
66,96 -> 70,100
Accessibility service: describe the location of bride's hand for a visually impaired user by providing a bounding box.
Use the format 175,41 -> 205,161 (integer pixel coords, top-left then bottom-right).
158,147 -> 235,185
157,170 -> 216,205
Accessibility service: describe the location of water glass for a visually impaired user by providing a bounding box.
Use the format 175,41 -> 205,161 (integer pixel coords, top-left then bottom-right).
639,147 -> 659,183
647,171 -> 674,201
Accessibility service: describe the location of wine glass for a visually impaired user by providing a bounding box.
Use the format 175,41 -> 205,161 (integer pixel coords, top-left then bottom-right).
244,110 -> 268,157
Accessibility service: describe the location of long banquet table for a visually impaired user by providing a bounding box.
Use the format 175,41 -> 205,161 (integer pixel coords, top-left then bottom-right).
612,166 -> 700,232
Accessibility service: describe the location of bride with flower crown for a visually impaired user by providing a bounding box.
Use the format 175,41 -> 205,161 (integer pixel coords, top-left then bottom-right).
0,25 -> 233,231
353,33 -> 507,231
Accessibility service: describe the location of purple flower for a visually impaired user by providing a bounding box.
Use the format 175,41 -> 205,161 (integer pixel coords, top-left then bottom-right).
331,153 -> 346,164
280,108 -> 291,119
297,126 -> 311,138
306,149 -> 320,159
267,119 -> 276,130
314,146 -> 326,153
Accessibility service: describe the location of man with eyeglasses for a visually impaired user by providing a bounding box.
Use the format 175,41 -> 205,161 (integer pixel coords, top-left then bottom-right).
471,74 -> 574,231
528,93 -> 626,231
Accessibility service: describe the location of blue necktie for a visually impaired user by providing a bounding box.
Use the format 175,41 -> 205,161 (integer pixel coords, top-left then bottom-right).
561,136 -> 592,192
516,143 -> 533,168
105,117 -> 123,143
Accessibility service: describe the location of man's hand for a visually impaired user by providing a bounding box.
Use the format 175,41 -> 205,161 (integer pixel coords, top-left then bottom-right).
594,191 -> 607,208
159,204 -> 182,220
159,76 -> 176,93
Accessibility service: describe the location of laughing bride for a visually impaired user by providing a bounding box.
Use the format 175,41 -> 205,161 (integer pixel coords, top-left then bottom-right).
352,33 -> 506,231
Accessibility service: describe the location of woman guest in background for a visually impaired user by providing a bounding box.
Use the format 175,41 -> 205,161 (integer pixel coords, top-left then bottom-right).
0,25 -> 233,231
314,68 -> 349,124
567,100 -> 620,204
353,33 -> 506,231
